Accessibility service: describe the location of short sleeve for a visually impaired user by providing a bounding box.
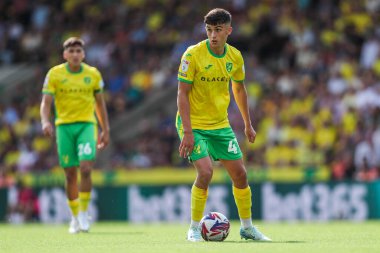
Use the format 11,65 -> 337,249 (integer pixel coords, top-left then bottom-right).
231,52 -> 245,83
94,69 -> 104,93
177,50 -> 196,84
42,70 -> 55,95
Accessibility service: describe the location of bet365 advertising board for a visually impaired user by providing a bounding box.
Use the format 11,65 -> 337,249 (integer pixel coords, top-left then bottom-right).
2,181 -> 380,223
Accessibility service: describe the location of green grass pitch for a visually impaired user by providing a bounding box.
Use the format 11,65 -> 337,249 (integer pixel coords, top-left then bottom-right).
1,221 -> 379,253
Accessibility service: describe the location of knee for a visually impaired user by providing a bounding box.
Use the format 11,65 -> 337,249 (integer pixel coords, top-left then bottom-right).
197,166 -> 213,184
65,170 -> 77,184
80,163 -> 92,178
232,167 -> 247,182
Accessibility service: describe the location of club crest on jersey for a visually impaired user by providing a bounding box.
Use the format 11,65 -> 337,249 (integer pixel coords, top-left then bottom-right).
84,77 -> 91,84
226,62 -> 233,72
181,60 -> 190,72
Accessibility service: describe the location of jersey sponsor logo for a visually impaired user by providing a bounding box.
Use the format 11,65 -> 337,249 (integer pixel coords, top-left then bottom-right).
84,77 -> 92,84
205,64 -> 213,70
226,62 -> 233,72
59,88 -> 93,94
200,76 -> 230,82
181,60 -> 190,72
185,53 -> 192,57
178,72 -> 187,77
61,78 -> 68,84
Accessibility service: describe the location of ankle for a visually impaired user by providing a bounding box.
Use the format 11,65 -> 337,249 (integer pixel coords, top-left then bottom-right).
240,218 -> 252,229
190,220 -> 200,228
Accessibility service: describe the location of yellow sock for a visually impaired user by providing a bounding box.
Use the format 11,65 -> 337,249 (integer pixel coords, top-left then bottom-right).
79,192 -> 91,212
191,185 -> 208,222
68,199 -> 79,217
233,185 -> 252,219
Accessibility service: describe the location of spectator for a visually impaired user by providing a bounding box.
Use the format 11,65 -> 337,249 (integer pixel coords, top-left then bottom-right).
7,182 -> 39,223
0,0 -> 378,181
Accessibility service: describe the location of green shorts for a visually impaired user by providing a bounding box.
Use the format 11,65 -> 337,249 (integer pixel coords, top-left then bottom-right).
56,122 -> 97,168
176,117 -> 242,162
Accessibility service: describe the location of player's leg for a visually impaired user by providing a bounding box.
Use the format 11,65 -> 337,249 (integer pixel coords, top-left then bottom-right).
221,159 -> 271,241
76,123 -> 97,232
187,139 -> 211,242
64,167 -> 79,206
208,128 -> 250,223
176,118 -> 211,241
57,124 -> 80,233
191,156 -> 213,222
210,128 -> 271,241
187,156 -> 213,242
77,160 -> 93,232
220,159 -> 251,225
64,167 -> 80,233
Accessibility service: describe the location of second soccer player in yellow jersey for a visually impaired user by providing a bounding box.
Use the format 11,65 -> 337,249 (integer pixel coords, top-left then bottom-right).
176,8 -> 271,242
40,37 -> 110,234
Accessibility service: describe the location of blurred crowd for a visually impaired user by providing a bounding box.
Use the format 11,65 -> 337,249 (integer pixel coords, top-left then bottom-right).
1,0 -> 380,181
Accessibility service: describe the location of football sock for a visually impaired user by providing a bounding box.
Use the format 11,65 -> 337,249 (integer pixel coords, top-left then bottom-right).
232,185 -> 253,228
241,218 -> 253,229
190,220 -> 200,228
68,199 -> 79,217
79,192 -> 91,212
191,184 -> 208,224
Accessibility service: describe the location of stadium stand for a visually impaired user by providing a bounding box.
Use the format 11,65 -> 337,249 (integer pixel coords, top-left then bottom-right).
0,0 -> 380,181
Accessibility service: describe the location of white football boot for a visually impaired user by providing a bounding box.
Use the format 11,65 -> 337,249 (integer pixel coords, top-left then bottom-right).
187,226 -> 202,242
68,216 -> 80,234
78,211 -> 90,232
240,226 -> 272,241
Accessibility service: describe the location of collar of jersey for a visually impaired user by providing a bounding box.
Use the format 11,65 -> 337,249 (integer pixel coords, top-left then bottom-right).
206,39 -> 227,58
65,63 -> 83,74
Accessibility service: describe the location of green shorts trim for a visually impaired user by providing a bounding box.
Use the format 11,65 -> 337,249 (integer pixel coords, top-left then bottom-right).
176,116 -> 242,162
56,122 -> 97,168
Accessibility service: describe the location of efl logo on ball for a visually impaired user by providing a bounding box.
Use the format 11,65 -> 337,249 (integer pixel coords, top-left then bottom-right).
200,212 -> 230,241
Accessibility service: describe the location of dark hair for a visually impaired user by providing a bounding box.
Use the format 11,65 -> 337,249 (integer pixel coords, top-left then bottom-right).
63,37 -> 85,50
204,8 -> 232,25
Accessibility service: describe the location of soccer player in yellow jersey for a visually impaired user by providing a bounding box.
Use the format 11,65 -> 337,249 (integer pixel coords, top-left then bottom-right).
176,9 -> 271,242
40,37 -> 110,234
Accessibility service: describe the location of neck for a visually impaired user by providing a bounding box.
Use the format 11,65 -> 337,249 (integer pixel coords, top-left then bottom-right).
210,45 -> 225,56
67,63 -> 81,72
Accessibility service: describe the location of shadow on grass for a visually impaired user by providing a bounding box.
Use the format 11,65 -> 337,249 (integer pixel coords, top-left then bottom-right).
89,232 -> 145,236
265,240 -> 306,244
222,240 -> 306,244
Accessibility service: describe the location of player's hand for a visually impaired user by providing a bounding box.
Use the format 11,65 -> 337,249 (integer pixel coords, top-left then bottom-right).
42,121 -> 54,137
245,125 -> 256,143
179,132 -> 194,158
97,131 -> 110,150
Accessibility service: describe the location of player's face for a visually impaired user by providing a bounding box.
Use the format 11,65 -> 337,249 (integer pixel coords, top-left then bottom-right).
205,23 -> 232,50
63,45 -> 85,66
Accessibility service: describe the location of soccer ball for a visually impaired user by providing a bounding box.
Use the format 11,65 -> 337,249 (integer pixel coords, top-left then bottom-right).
200,212 -> 230,241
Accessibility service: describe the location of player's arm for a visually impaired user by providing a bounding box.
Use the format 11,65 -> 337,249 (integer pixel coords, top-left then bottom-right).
177,81 -> 194,158
40,94 -> 54,137
232,81 -> 256,143
95,92 -> 110,150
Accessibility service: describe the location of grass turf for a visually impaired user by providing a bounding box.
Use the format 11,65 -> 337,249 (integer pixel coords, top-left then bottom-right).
1,221 -> 379,253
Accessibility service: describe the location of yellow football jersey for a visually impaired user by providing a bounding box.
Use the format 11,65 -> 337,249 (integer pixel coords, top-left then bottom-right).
177,39 -> 245,130
42,63 -> 104,125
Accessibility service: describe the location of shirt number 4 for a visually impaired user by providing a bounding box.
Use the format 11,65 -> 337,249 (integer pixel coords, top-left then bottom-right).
228,139 -> 238,154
